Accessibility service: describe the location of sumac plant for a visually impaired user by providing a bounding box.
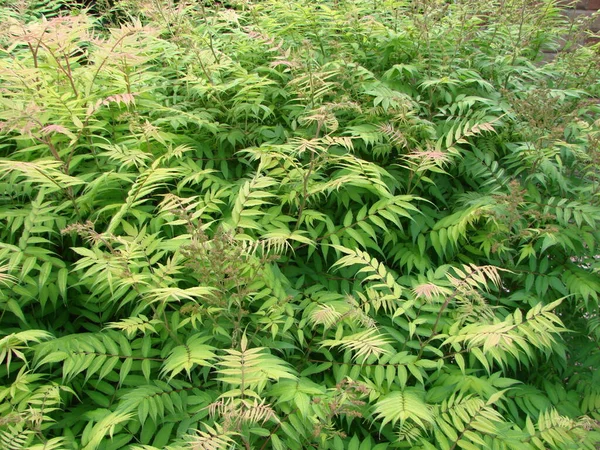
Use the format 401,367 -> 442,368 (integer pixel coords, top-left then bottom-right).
1,0 -> 600,448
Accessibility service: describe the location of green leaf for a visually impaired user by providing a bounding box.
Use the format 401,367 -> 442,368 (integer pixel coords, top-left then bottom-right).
161,335 -> 216,380
373,388 -> 434,430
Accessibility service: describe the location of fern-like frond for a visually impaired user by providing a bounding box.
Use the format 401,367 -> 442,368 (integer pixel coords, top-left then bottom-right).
217,334 -> 296,397
0,424 -> 31,450
26,437 -> 67,450
412,282 -> 449,301
444,299 -> 566,369
161,334 -> 216,381
105,160 -> 183,234
331,245 -> 404,314
0,263 -> 17,286
105,315 -> 161,339
115,379 -> 192,426
446,264 -> 503,291
209,398 -> 278,431
0,160 -> 85,192
425,392 -> 506,448
524,408 -> 598,449
0,330 -> 53,371
320,328 -> 391,363
309,303 -> 345,330
33,331 -> 135,383
230,175 -> 278,229
184,425 -> 234,450
81,410 -> 133,450
144,286 -> 217,306
373,388 -> 434,431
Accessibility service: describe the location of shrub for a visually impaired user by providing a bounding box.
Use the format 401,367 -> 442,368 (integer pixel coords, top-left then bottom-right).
1,0 -> 600,448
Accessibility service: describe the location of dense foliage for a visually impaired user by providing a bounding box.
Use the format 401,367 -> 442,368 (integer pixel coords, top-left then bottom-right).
1,0 -> 600,448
